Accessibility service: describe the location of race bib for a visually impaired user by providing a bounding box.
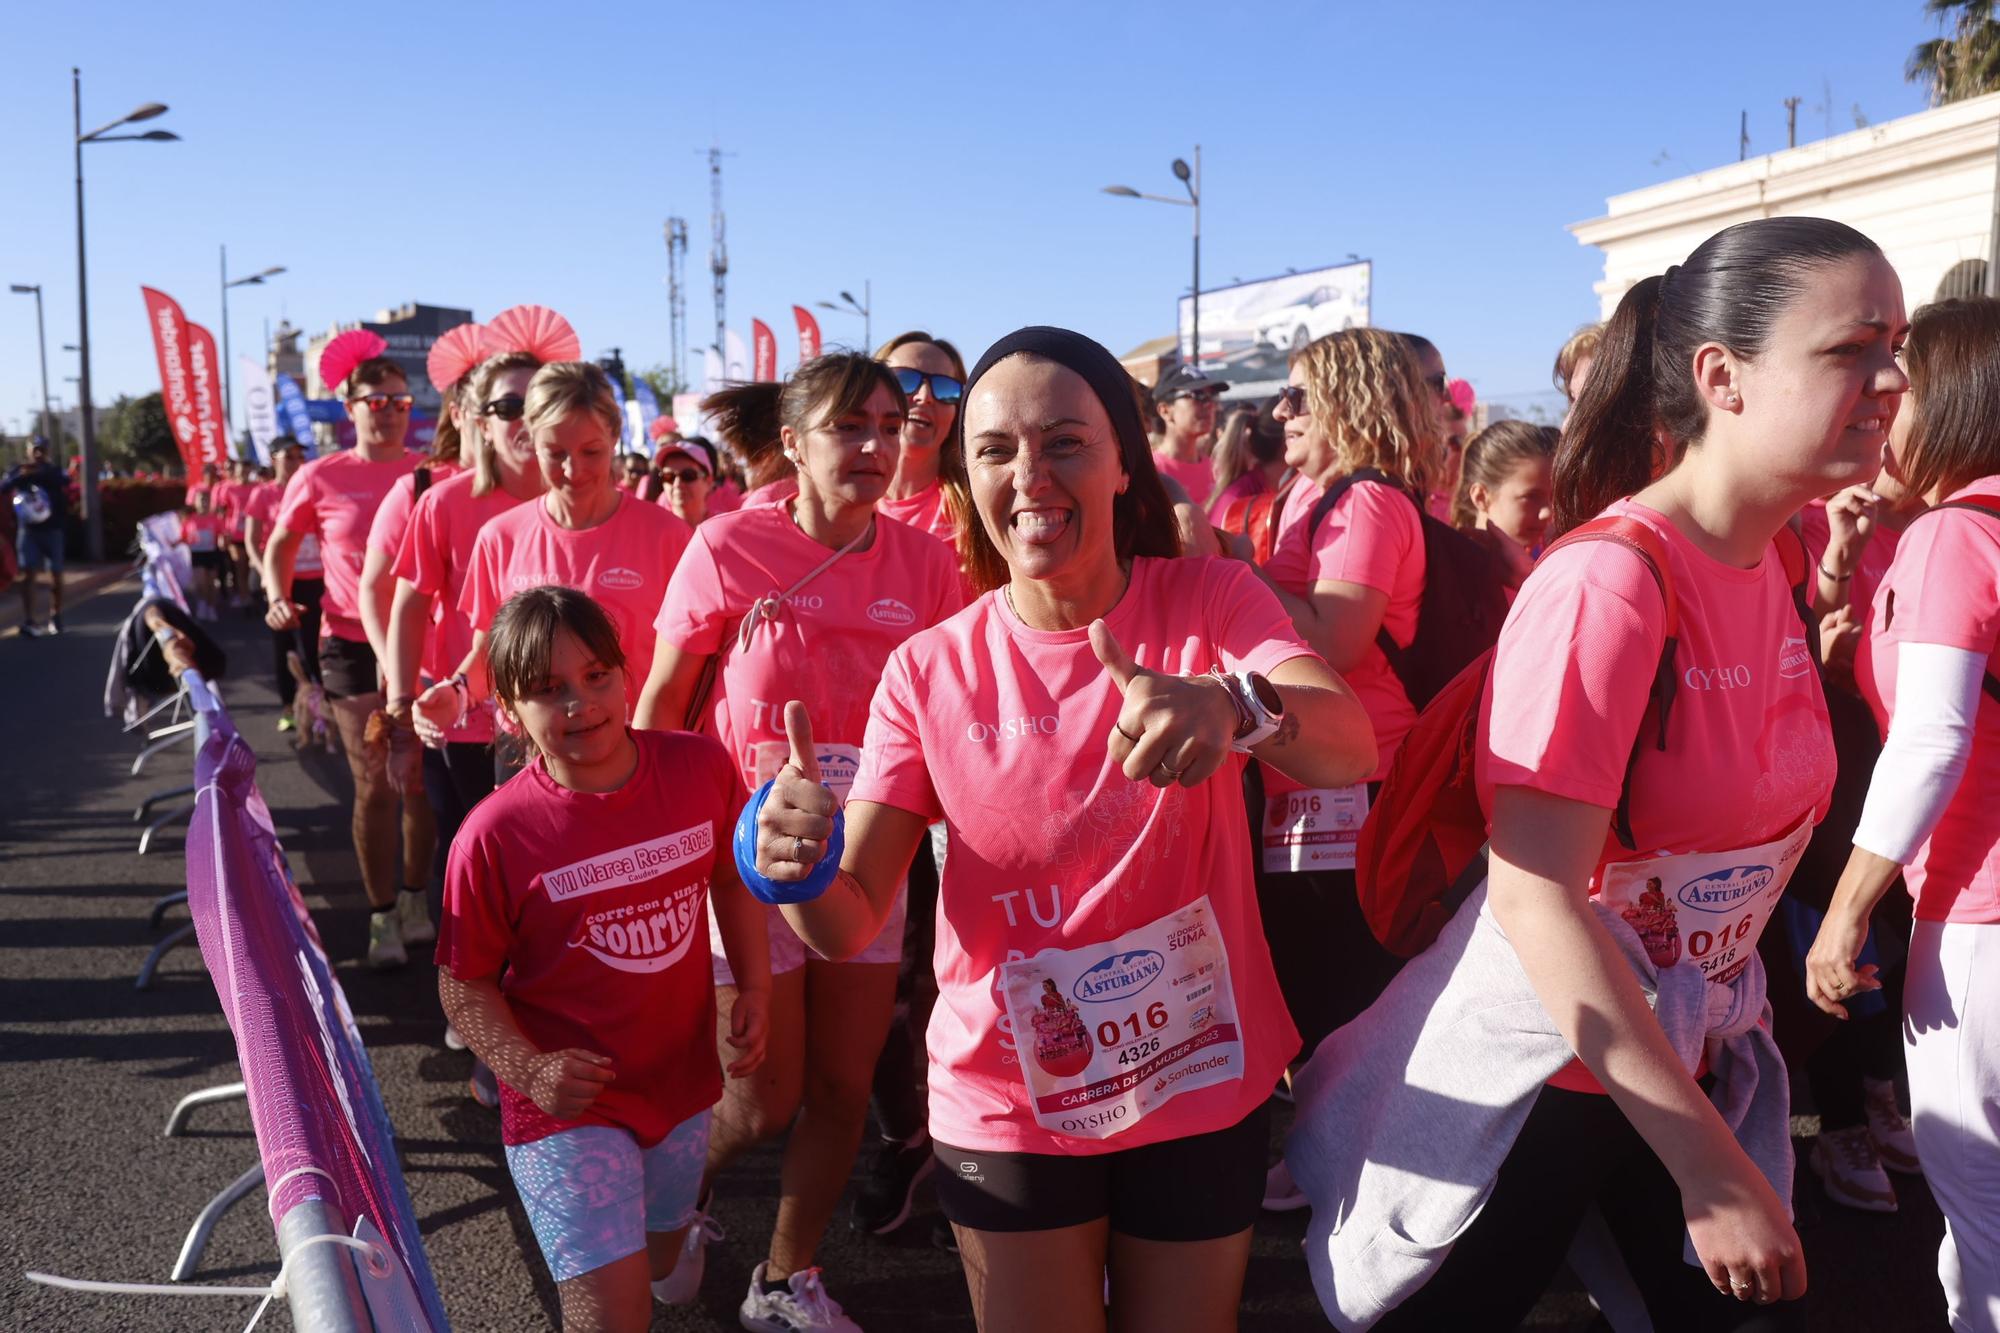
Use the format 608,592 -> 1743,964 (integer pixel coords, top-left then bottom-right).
752,740 -> 861,802
1596,813 -> 1812,987
1262,784 -> 1369,873
999,896 -> 1242,1141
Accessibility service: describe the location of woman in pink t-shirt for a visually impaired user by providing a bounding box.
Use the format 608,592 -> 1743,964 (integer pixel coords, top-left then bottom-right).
874,330 -> 971,553
1327,217 -> 1906,1331
1808,296 -> 2000,1329
414,362 -> 693,756
438,585 -> 771,1329
749,326 -> 1374,1332
634,353 -> 960,1328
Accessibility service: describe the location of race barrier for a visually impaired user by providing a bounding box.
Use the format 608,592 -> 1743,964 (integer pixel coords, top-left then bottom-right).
29,534 -> 448,1331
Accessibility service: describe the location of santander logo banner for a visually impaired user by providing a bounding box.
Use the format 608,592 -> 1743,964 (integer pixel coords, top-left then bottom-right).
141,287 -> 205,477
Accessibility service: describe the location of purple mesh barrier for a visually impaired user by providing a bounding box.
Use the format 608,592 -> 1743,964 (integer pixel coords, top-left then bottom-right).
184,697 -> 449,1330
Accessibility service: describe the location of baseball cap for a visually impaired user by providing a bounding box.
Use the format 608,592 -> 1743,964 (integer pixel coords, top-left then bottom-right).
1152,364 -> 1228,402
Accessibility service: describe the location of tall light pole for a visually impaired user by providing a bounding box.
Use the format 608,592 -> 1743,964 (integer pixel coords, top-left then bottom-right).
815,282 -> 871,351
74,68 -> 178,561
1102,144 -> 1202,364
7,284 -> 54,458
221,246 -> 286,437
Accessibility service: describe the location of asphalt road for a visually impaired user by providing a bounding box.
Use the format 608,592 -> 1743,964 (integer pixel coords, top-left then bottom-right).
0,580 -> 1953,1332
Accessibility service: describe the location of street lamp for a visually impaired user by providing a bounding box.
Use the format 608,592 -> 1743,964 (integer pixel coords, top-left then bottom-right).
221,246 -> 286,436
8,285 -> 54,457
815,282 -> 872,351
1102,144 -> 1202,364
74,69 -> 179,561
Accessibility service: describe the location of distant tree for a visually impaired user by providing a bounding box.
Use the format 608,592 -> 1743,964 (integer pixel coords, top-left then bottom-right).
97,392 -> 180,474
634,363 -> 686,402
1908,0 -> 2000,105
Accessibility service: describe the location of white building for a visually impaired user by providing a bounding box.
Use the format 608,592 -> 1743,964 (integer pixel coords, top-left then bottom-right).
1571,92 -> 2000,314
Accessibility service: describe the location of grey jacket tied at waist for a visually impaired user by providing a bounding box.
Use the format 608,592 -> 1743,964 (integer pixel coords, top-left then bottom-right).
1283,881 -> 1793,1332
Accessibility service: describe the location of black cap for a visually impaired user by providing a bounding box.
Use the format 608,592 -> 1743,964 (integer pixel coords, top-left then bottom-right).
1151,364 -> 1228,402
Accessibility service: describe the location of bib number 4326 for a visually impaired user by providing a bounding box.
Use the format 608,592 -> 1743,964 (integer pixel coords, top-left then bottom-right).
1104,1002 -> 1169,1065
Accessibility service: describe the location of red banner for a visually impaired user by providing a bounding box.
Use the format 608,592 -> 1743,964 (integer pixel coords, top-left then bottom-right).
186,322 -> 228,469
141,287 -> 204,477
752,319 -> 777,381
792,305 -> 821,362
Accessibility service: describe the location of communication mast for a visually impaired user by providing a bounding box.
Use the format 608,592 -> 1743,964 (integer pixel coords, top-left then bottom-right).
664,217 -> 689,388
707,143 -> 731,363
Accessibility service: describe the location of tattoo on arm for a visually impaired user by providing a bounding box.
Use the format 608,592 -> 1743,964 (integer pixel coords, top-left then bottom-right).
1265,712 -> 1302,749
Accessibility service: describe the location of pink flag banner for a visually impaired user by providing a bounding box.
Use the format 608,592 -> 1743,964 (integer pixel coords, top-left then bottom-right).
792,305 -> 821,362
752,319 -> 777,381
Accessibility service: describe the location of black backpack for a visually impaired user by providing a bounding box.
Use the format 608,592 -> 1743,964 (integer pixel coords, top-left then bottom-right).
1305,467 -> 1511,709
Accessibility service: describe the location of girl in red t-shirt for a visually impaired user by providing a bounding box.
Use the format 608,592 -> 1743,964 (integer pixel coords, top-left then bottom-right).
439,585 -> 770,1330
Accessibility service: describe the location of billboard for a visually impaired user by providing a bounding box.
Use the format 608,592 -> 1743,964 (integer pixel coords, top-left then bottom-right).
1177,259 -> 1371,362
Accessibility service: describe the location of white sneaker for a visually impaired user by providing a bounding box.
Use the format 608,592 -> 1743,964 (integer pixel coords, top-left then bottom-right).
651,1212 -> 724,1306
443,1024 -> 467,1051
1262,1158 -> 1307,1212
739,1262 -> 862,1332
395,891 -> 436,946
366,911 -> 407,971
1812,1125 -> 1897,1213
1862,1077 -> 1921,1175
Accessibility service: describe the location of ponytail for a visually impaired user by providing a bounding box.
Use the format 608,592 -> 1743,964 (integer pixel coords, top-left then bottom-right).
1551,275 -> 1667,536
703,382 -> 789,487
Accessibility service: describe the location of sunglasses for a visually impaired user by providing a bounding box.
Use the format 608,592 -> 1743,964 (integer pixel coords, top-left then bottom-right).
663,467 -> 708,485
1167,388 -> 1221,406
351,392 -> 415,412
1274,385 -> 1309,414
890,367 -> 964,403
480,394 -> 527,422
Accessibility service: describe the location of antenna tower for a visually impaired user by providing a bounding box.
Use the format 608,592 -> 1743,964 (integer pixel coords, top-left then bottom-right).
665,217 -> 689,387
708,143 -> 730,362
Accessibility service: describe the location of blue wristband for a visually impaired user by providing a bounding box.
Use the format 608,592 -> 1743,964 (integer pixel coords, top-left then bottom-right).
733,778 -> 845,905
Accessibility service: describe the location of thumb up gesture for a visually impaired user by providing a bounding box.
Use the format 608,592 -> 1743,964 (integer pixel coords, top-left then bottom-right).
754,701 -> 840,882
1091,620 -> 1238,788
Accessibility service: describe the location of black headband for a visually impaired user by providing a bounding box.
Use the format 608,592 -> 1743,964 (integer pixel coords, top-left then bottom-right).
964,326 -> 1149,459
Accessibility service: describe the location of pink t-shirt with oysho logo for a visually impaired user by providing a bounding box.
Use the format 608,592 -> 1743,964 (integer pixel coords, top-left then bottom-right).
275,448 -> 425,643
848,555 -> 1316,1154
653,503 -> 962,791
1477,499 -> 1834,874
440,729 -> 740,1147
1856,482 -> 2000,923
461,492 -> 693,713
395,471 -> 529,743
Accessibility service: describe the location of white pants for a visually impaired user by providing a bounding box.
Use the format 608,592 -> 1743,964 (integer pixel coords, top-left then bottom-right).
1908,919 -> 2000,1333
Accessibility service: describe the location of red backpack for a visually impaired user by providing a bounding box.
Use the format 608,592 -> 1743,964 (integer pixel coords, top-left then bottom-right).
1218,475 -> 1299,567
1353,515 -> 1811,958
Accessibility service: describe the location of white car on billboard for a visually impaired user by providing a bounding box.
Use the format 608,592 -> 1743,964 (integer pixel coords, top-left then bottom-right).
1254,282 -> 1360,350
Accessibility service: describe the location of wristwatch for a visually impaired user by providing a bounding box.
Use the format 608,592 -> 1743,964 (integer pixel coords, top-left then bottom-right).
1210,668 -> 1285,751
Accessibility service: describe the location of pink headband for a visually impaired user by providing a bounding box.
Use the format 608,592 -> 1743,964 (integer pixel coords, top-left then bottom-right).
480,304 -> 581,363
427,322 -> 488,394
319,329 -> 389,394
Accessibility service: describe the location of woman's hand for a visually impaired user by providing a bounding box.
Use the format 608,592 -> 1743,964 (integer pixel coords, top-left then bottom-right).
1821,484 -> 1881,576
1091,620 -> 1236,787
523,1047 -> 616,1120
725,986 -> 770,1077
754,702 -> 839,882
1682,1155 -> 1808,1306
264,597 -> 302,632
1804,901 -> 1880,1019
412,679 -> 459,749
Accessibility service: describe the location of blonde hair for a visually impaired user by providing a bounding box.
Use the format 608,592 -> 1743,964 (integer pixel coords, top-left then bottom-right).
1553,323 -> 1603,397
1294,327 -> 1440,493
524,361 -> 623,446
469,351 -> 544,497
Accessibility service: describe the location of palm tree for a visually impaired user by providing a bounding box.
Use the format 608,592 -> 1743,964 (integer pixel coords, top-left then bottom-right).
1908,0 -> 2000,105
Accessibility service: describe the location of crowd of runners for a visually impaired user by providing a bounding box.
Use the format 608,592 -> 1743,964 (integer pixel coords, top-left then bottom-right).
152,215 -> 2000,1333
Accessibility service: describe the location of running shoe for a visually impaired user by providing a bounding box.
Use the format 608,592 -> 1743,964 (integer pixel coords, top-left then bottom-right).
1262,1158 -> 1308,1212
443,1024 -> 467,1051
850,1133 -> 933,1235
651,1212 -> 724,1305
738,1263 -> 862,1332
395,891 -> 436,946
276,715 -> 296,733
17,622 -> 44,638
45,616 -> 61,635
1811,1126 -> 1897,1213
1862,1077 -> 1921,1175
366,911 -> 407,971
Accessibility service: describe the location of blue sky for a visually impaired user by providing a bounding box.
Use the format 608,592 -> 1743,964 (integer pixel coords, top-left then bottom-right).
0,0 -> 1937,436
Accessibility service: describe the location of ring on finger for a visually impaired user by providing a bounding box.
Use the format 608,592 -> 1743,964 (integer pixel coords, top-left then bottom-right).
1116,724 -> 1142,745
793,835 -> 809,862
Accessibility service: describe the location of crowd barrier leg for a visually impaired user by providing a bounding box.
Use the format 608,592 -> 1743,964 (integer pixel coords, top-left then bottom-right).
170,1161 -> 264,1283
136,923 -> 198,990
131,722 -> 196,777
134,785 -> 195,823
275,1200 -> 372,1333
148,890 -> 189,931
163,1082 -> 247,1137
138,800 -> 195,855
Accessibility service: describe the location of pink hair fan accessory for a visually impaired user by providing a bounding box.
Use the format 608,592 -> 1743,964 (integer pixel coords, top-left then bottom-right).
482,304 -> 581,363
1448,377 -> 1476,415
427,322 -> 488,394
320,329 -> 389,395
647,415 -> 681,441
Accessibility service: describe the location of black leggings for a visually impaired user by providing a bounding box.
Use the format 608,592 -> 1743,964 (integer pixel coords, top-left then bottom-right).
870,828 -> 940,1142
422,741 -> 496,921
1373,1085 -> 1803,1332
272,578 -> 324,706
